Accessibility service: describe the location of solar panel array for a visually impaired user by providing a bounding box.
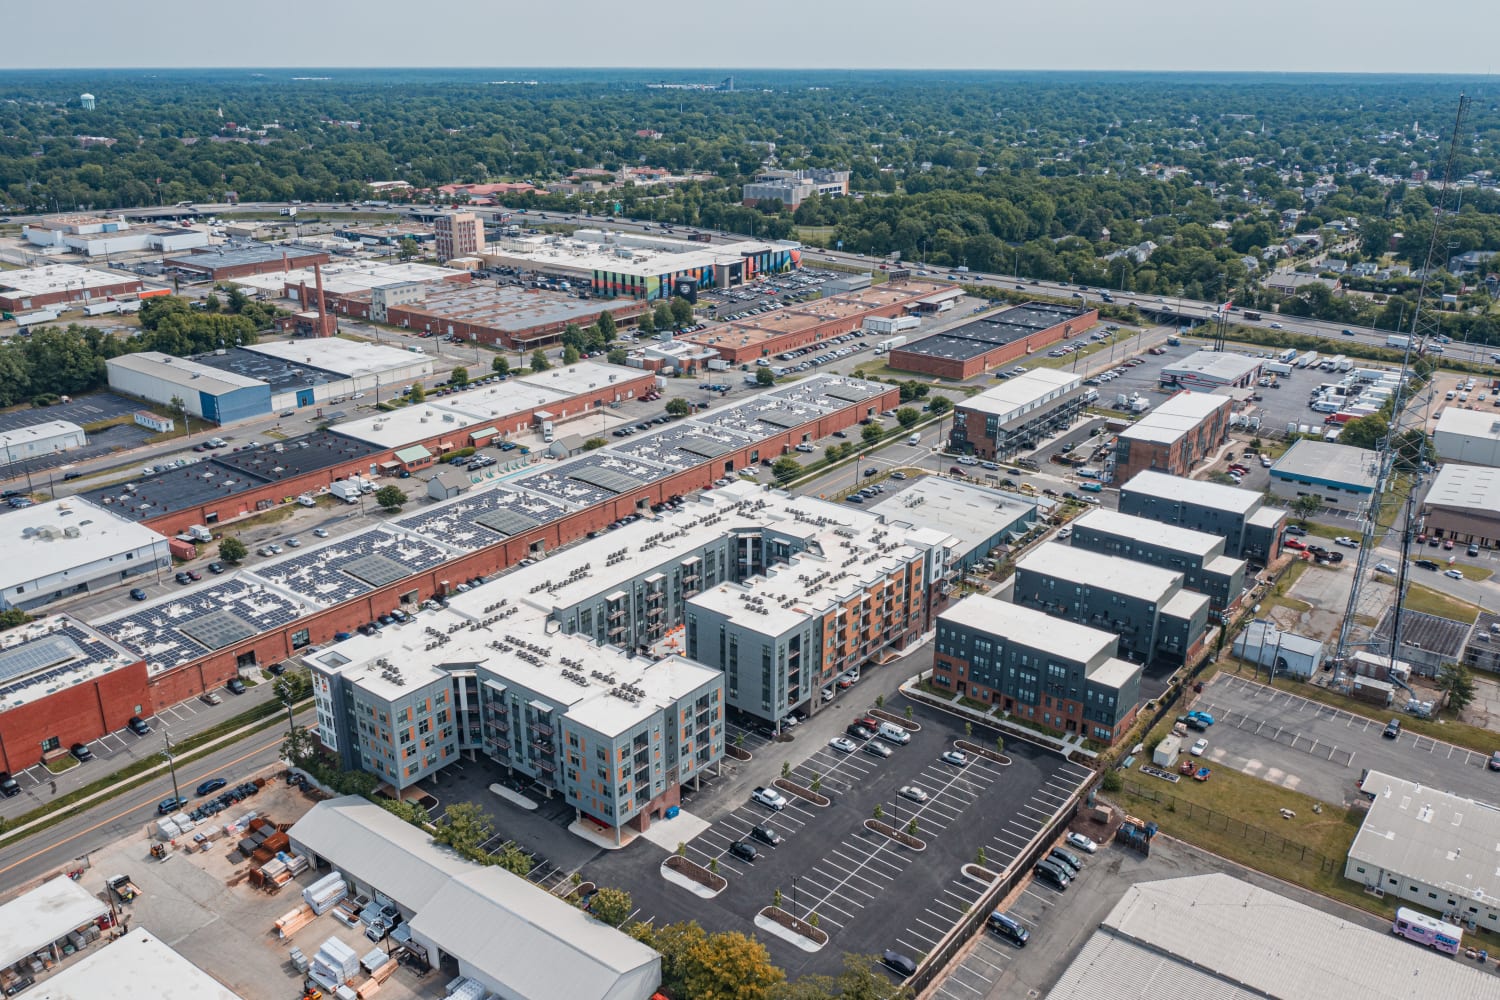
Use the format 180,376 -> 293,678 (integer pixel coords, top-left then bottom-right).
394,486 -> 572,552
0,620 -> 131,704
696,395 -> 828,436
99,580 -> 305,671
253,529 -> 451,606
614,422 -> 757,469
771,376 -> 883,407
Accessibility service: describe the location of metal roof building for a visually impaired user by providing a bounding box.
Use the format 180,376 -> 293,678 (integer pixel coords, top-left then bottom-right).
1269,439 -> 1380,507
1046,873 -> 1496,1000
1347,770 -> 1500,932
0,875 -> 110,976
0,499 -> 171,611
288,797 -> 661,1000
31,928 -> 244,1000
1434,408 -> 1500,467
1158,350 -> 1263,390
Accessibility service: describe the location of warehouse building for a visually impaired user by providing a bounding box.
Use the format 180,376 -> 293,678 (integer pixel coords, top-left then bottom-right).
1433,408 -> 1500,467
933,596 -> 1141,743
0,263 -> 143,313
0,498 -> 171,610
1158,350 -> 1263,391
287,797 -> 662,1000
164,244 -> 330,281
1231,620 -> 1324,679
1422,463 -> 1500,549
1014,542 -> 1210,667
1118,470 -> 1286,563
0,419 -> 88,466
886,303 -> 1097,380
1048,873 -> 1495,1000
948,370 -> 1085,459
384,283 -> 648,350
1268,439 -> 1380,510
33,928 -> 245,1000
105,351 -> 270,423
1347,769 -> 1500,931
240,338 -> 433,402
230,261 -> 465,322
1068,508 -> 1247,611
331,221 -> 435,247
22,214 -> 207,258
867,477 -> 1040,574
0,874 -> 116,996
1114,391 -> 1234,481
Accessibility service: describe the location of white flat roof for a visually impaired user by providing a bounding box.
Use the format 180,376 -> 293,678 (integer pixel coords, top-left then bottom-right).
486,230 -> 791,278
0,875 -> 109,971
1122,469 -> 1263,516
959,370 -> 1081,421
1074,508 -> 1222,559
230,261 -> 453,295
1271,439 -> 1379,489
940,596 -> 1116,664
869,477 -> 1036,556
1088,656 -> 1140,690
105,352 -> 263,394
0,420 -> 84,448
1435,407 -> 1500,441
33,928 -> 243,1000
1350,769 -> 1500,900
1119,391 -> 1228,444
0,498 -> 168,593
0,263 -> 134,296
1018,541 -> 1182,597
1162,350 -> 1262,382
241,338 -> 434,378
1426,463 -> 1500,512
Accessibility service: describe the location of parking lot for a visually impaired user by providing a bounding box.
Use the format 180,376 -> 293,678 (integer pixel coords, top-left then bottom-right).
1192,673 -> 1500,807
582,697 -> 1092,980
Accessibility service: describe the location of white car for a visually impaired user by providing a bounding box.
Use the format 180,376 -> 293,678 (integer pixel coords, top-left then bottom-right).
1334,536 -> 1359,548
829,736 -> 858,754
780,714 -> 800,728
1190,738 -> 1208,756
821,685 -> 834,703
898,786 -> 929,803
752,786 -> 787,811
312,528 -> 330,538
1066,832 -> 1098,854
941,750 -> 969,767
1374,562 -> 1396,574
1445,569 -> 1465,580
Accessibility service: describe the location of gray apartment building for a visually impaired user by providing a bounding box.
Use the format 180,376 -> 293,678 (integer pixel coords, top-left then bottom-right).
948,370 -> 1086,460
1069,508 -> 1248,611
932,596 -> 1142,744
1014,542 -> 1211,667
1118,470 -> 1286,563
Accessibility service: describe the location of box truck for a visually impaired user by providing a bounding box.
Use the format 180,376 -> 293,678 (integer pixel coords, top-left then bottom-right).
330,481 -> 362,504
1386,334 -> 1412,349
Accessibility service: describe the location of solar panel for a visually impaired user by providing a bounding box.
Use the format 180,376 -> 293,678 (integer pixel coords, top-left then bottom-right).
822,383 -> 878,403
755,409 -> 807,429
179,609 -> 258,651
0,634 -> 83,685
568,465 -> 648,494
342,553 -> 412,588
475,508 -> 543,538
678,434 -> 734,459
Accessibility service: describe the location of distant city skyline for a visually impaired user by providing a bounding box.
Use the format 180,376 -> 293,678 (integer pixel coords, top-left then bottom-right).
7,0 -> 1499,75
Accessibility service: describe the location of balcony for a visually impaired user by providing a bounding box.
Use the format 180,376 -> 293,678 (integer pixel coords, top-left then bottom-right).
534,757 -> 556,774
486,701 -> 508,716
488,736 -> 511,753
528,720 -> 554,738
529,739 -> 555,757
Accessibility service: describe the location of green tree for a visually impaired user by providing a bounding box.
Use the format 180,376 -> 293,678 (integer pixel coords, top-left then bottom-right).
653,301 -> 674,331
607,348 -> 628,365
491,355 -> 510,376
597,310 -> 617,342
226,287 -> 249,314
928,395 -> 953,416
450,366 -> 469,387
861,422 -> 884,445
408,382 -> 425,402
810,773 -> 822,795
203,292 -> 221,312
494,843 -> 533,876
781,760 -> 791,779
561,323 -> 586,352
665,396 -> 691,417
907,818 -> 919,837
397,237 -> 420,261
218,537 -> 247,564
772,456 -> 802,483
1437,662 -> 1477,715
583,437 -> 607,451
589,887 -> 633,927
756,366 -> 776,386
563,344 -> 581,364
531,349 -> 550,373
373,485 -> 406,511
896,407 -> 920,428
1291,494 -> 1322,525
636,312 -> 655,336
669,296 -> 694,329
280,725 -> 319,769
432,802 -> 494,852
976,846 -> 987,866
873,803 -> 884,820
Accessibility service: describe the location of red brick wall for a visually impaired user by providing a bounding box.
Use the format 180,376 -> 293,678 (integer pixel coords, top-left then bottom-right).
387,299 -> 647,351
686,303 -> 911,365
888,309 -> 1098,380
177,252 -> 332,282
0,660 -> 151,773
0,277 -> 143,313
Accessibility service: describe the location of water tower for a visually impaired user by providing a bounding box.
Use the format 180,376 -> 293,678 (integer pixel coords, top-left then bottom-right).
80,93 -> 95,110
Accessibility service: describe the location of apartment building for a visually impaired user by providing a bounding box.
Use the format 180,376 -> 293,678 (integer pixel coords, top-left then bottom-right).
932,596 -> 1142,744
949,370 -> 1086,460
434,211 -> 486,262
1118,470 -> 1286,563
1068,508 -> 1247,611
1014,542 -> 1210,667
1114,391 -> 1233,481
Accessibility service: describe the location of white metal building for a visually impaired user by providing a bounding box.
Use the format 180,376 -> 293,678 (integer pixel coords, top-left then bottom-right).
0,420 -> 87,465
240,338 -> 434,399
1045,873 -> 1495,1000
29,928 -> 244,1000
1433,408 -> 1500,467
0,875 -> 110,984
1231,619 -> 1324,678
1346,769 -> 1500,932
105,352 -> 271,424
0,498 -> 171,610
1159,350 -> 1263,390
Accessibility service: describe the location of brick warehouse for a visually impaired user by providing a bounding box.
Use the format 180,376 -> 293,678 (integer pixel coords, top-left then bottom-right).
30,377 -> 903,766
887,302 -> 1098,380
385,284 -> 649,350
680,280 -> 958,364
164,244 -> 332,281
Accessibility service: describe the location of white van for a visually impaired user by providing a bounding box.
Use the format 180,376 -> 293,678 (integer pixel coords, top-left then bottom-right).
907,433 -> 920,446
877,721 -> 911,745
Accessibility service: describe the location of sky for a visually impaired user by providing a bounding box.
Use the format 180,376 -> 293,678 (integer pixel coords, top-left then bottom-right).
7,0 -> 1499,75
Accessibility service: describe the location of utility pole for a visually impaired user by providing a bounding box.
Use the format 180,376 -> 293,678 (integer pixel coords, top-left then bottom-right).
163,733 -> 182,804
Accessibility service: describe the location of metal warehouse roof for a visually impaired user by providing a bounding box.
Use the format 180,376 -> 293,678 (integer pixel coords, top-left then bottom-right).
1045,873 -> 1495,1000
31,928 -> 244,1000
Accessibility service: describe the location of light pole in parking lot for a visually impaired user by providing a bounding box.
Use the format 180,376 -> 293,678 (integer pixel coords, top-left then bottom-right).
792,874 -> 801,917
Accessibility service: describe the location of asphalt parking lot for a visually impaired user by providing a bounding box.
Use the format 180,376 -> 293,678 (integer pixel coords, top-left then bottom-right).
583,698 -> 1091,980
1193,673 -> 1500,807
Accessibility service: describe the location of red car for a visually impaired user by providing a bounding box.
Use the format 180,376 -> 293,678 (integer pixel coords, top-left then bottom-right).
1284,537 -> 1306,551
1443,538 -> 1454,550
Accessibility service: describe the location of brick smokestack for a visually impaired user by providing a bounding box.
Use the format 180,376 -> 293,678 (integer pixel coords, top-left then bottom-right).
313,263 -> 334,337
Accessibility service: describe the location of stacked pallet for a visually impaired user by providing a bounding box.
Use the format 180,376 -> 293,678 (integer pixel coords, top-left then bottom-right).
274,903 -> 316,940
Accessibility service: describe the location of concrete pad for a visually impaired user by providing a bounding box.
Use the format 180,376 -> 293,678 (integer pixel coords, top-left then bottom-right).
638,809 -> 711,852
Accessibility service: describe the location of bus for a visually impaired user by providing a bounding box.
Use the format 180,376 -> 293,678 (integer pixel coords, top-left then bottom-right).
1391,907 -> 1462,955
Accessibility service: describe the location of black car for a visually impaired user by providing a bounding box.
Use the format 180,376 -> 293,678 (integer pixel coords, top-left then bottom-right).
1048,847 -> 1084,877
196,777 -> 227,797
0,772 -> 19,797
70,743 -> 94,762
882,950 -> 918,978
157,795 -> 189,815
1033,859 -> 1070,889
267,662 -> 286,676
207,562 -> 225,574
750,824 -> 782,846
225,678 -> 246,695
1414,559 -> 1440,571
174,571 -> 192,584
127,716 -> 151,736
1383,718 -> 1402,739
846,724 -> 874,741
130,588 -> 149,601
728,840 -> 757,862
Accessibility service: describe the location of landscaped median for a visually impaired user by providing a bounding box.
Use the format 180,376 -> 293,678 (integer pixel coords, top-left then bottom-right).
755,905 -> 828,952
661,853 -> 727,898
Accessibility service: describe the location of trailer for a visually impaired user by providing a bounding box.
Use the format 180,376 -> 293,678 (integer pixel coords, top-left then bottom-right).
84,301 -> 120,316
1295,351 -> 1318,369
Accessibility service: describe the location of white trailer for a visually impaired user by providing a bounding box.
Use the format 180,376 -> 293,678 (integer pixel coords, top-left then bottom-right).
84,301 -> 120,316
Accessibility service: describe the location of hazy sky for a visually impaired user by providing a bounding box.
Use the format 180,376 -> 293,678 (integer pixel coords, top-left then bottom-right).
8,0 -> 1498,74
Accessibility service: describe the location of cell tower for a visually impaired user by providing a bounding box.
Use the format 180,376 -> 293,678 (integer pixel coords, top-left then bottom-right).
1332,94 -> 1471,679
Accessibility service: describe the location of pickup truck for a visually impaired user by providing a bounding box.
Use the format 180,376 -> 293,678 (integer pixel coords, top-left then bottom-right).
108,874 -> 143,903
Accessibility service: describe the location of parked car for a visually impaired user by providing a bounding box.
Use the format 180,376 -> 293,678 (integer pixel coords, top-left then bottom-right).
1334,536 -> 1358,548
127,716 -> 151,736
750,824 -> 782,846
728,840 -> 757,862
1445,568 -> 1465,580
1190,738 -> 1209,756
1383,718 -> 1402,739
1049,846 -> 1085,875
1033,859 -> 1071,889
156,796 -> 189,815
899,785 -> 929,803
313,527 -> 330,538
0,772 -> 21,797
941,750 -> 969,767
195,778 -> 227,796
988,910 -> 1030,946
882,950 -> 918,978
1066,832 -> 1099,854
225,678 -> 246,695
70,743 -> 94,762
752,786 -> 787,811
129,588 -> 148,601
829,736 -> 858,754
200,691 -> 222,706
864,740 -> 893,758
